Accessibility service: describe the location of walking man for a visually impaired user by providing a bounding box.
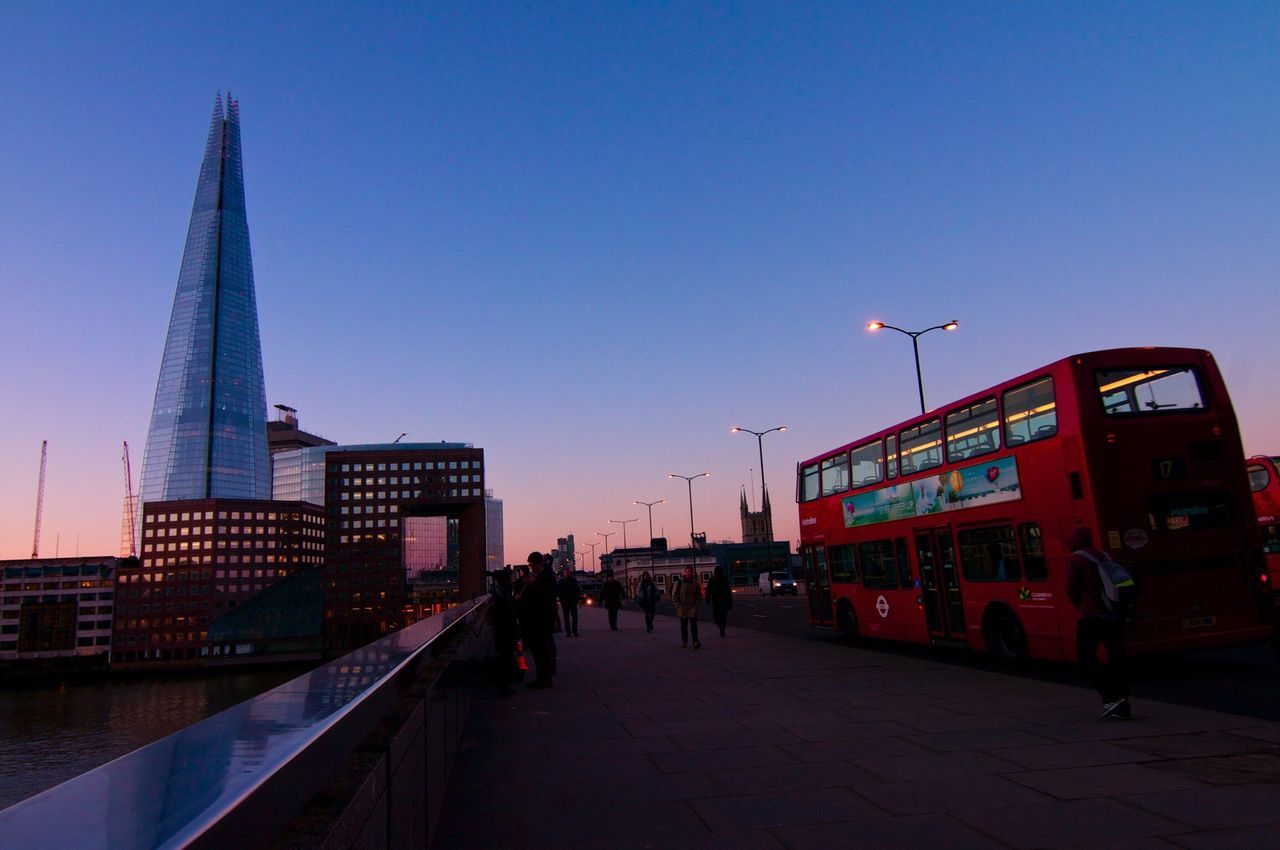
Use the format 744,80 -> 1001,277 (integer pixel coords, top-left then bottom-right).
557,567 -> 581,637
601,570 -> 623,631
706,565 -> 733,638
672,566 -> 702,649
1066,527 -> 1133,718
636,570 -> 660,633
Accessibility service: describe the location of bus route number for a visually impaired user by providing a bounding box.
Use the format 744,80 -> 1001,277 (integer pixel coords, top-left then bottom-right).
1152,457 -> 1185,480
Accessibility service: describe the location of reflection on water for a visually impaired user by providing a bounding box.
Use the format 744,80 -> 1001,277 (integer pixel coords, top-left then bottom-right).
0,667 -> 305,810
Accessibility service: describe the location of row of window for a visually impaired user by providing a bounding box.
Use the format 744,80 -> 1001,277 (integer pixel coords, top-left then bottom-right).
146,511 -> 322,523
801,377 -> 1058,501
824,523 -> 1048,588
331,461 -> 480,473
146,526 -> 323,537
339,489 -> 482,501
339,474 -> 481,486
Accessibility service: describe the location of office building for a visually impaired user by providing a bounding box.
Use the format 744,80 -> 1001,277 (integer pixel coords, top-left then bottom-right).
272,442 -> 488,651
139,94 -> 271,505
111,498 -> 325,665
0,557 -> 118,663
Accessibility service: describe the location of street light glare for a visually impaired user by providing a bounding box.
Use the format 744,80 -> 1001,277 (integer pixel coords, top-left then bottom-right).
943,321 -> 959,331
779,426 -> 788,432
867,321 -> 885,331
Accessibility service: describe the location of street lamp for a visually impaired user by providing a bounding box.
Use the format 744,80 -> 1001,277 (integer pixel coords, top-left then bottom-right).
731,425 -> 787,578
581,541 -> 598,573
668,472 -> 710,550
866,319 -> 958,414
633,499 -> 665,545
610,518 -> 638,552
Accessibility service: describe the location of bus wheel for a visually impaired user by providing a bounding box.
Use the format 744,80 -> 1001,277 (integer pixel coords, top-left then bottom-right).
838,602 -> 860,642
985,608 -> 1028,665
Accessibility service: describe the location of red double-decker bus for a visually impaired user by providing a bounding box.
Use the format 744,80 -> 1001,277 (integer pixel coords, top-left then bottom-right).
1247,455 -> 1280,590
796,347 -> 1272,662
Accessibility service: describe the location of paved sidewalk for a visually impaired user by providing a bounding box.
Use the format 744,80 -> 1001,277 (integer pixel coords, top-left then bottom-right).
433,607 -> 1280,850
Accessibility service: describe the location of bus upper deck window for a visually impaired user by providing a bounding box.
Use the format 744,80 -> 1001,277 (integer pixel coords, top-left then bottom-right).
1004,377 -> 1057,445
1095,366 -> 1206,415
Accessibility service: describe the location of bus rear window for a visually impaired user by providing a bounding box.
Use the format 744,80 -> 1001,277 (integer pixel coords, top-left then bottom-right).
1248,464 -> 1270,493
1097,366 -> 1206,415
1148,489 -> 1232,531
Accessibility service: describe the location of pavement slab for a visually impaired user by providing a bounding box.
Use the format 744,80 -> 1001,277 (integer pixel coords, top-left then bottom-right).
431,607 -> 1280,850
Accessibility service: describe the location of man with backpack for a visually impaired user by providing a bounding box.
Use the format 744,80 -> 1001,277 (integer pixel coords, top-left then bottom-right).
1066,526 -> 1136,719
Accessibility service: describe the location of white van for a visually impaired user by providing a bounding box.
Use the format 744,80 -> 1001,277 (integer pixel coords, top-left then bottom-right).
758,571 -> 797,596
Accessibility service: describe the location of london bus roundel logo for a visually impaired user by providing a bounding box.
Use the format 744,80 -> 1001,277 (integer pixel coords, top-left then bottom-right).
876,595 -> 890,618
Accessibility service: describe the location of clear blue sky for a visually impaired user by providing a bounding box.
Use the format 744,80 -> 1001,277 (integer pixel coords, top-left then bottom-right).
1,2 -> 1276,563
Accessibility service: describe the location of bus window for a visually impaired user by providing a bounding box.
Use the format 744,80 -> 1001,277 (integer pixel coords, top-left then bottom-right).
850,441 -> 885,487
1096,366 -> 1207,415
800,463 -> 820,502
821,453 -> 850,496
958,526 -> 1021,581
859,540 -> 899,589
828,544 -> 856,582
895,537 -> 911,586
1248,463 -> 1270,493
946,397 -> 1001,462
886,434 -> 898,479
1020,523 -> 1047,580
1004,376 -> 1057,445
1148,489 -> 1233,531
899,419 -> 942,475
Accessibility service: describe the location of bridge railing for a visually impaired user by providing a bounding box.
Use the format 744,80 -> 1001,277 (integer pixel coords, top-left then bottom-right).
0,596 -> 491,850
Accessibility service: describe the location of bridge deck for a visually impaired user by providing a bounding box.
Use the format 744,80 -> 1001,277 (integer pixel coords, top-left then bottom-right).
434,607 -> 1280,850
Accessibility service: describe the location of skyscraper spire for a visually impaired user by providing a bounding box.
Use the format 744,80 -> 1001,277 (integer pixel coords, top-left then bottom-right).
139,95 -> 271,504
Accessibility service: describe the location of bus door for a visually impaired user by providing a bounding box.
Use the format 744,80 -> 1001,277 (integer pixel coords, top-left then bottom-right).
915,528 -> 965,640
803,547 -> 834,626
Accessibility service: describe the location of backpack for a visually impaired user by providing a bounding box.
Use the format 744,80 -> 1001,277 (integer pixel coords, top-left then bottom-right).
1076,550 -> 1139,619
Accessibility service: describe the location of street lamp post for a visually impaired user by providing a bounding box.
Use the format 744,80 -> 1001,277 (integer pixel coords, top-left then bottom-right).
581,541 -> 598,573
633,499 -> 665,545
610,518 -> 638,552
731,425 -> 787,578
866,319 -> 959,414
597,531 -> 615,574
668,472 -> 710,550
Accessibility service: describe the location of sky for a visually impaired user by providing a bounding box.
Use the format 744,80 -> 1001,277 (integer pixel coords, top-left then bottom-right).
0,2 -> 1276,566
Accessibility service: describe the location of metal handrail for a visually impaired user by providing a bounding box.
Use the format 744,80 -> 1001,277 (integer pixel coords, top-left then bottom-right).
0,596 -> 489,850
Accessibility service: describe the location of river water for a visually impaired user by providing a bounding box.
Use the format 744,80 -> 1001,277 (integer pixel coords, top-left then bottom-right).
0,666 -> 308,810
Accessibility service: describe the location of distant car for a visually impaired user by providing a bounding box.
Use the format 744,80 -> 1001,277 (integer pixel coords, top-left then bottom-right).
759,571 -> 797,596
578,581 -> 602,605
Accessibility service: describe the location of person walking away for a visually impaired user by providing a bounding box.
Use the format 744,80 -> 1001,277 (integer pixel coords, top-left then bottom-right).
706,565 -> 733,638
672,566 -> 702,649
636,571 -> 660,633
601,571 -> 624,631
519,552 -> 557,688
1065,526 -> 1133,718
557,567 -> 581,637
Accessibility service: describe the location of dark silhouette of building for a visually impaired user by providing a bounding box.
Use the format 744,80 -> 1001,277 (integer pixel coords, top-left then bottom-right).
740,486 -> 774,544
267,405 -> 335,456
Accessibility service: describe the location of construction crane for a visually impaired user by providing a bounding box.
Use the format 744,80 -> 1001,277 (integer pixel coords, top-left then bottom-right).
121,441 -> 137,558
32,440 -> 47,559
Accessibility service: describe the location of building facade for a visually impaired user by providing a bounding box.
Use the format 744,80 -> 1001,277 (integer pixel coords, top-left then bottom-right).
740,486 -> 775,544
485,493 -> 504,574
111,498 -> 324,665
273,442 -> 489,651
0,557 -> 118,663
139,94 -> 271,506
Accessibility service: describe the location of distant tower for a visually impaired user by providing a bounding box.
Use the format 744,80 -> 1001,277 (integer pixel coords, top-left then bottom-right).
740,485 -> 774,544
139,94 -> 271,503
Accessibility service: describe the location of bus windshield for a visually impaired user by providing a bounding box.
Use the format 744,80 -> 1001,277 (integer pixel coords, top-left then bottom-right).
1096,366 -> 1206,415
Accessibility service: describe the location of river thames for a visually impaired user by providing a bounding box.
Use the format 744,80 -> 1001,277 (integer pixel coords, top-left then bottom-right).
0,666 -> 308,810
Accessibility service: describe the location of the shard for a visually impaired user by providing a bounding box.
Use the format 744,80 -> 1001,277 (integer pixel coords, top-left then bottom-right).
139,94 -> 271,503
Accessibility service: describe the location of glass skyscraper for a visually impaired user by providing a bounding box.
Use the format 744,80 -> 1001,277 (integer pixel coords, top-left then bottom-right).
139,94 -> 271,503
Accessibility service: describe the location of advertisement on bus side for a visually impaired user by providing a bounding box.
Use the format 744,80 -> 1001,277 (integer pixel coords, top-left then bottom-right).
841,455 -> 1022,528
